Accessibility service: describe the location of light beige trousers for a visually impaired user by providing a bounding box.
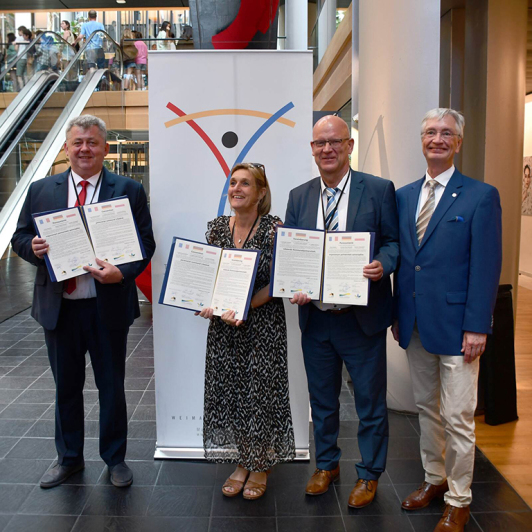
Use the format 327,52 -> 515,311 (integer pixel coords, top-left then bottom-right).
406,327 -> 480,507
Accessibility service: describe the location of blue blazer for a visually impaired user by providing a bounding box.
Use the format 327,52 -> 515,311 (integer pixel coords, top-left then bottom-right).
285,169 -> 399,336
11,168 -> 156,331
394,170 -> 502,355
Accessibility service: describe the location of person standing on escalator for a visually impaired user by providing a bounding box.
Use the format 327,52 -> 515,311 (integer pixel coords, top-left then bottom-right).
74,10 -> 105,72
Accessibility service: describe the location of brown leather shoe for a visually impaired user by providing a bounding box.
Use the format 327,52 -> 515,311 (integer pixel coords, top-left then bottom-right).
434,505 -> 470,532
401,480 -> 449,510
305,465 -> 340,495
348,479 -> 378,508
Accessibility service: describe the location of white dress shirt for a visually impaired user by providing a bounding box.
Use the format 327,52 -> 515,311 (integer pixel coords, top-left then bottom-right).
314,169 -> 351,311
63,170 -> 102,300
415,165 -> 455,221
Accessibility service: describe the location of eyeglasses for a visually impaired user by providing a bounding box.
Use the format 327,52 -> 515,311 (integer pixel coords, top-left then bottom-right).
248,163 -> 265,173
311,138 -> 350,149
421,130 -> 461,140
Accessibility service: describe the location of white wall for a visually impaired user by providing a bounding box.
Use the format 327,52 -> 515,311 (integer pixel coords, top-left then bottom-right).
357,0 -> 441,412
519,93 -> 532,276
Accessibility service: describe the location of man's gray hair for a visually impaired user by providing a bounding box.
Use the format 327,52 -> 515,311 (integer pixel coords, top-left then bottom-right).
421,108 -> 465,138
66,115 -> 107,141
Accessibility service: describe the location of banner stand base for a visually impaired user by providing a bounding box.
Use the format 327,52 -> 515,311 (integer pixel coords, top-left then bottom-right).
154,447 -> 310,461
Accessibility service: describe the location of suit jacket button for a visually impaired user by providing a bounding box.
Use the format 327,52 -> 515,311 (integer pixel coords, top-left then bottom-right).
415,265 -> 421,271
413,292 -> 416,298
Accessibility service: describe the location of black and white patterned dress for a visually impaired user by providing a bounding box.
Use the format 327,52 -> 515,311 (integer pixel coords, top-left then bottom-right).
203,214 -> 296,472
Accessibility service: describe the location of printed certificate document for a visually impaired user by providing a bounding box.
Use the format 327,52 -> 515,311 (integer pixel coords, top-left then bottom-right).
322,232 -> 373,306
33,208 -> 96,282
32,196 -> 146,282
83,198 -> 144,266
269,228 -> 325,300
270,227 -> 374,306
159,237 -> 260,320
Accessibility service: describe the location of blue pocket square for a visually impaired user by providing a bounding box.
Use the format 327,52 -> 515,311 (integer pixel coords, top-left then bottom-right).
448,216 -> 465,223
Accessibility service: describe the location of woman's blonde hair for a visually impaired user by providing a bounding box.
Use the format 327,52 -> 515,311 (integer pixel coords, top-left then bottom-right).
231,163 -> 271,216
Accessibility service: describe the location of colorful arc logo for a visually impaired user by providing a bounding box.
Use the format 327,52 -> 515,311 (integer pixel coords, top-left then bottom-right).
165,102 -> 296,216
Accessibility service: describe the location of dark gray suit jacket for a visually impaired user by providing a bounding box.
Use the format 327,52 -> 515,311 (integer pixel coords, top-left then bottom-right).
11,168 -> 156,331
284,169 -> 399,336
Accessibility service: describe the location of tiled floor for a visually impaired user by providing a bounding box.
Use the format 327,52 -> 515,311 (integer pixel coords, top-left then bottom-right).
0,265 -> 530,530
0,251 -> 35,324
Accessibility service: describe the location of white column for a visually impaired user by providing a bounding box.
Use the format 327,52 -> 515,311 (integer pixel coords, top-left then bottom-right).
14,13 -> 32,30
285,0 -> 308,50
317,0 -> 337,62
60,12 -> 74,23
358,0 -> 441,412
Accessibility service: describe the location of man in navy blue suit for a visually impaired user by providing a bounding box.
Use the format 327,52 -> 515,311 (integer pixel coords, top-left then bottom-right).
12,115 -> 155,489
393,108 -> 502,532
285,115 -> 399,508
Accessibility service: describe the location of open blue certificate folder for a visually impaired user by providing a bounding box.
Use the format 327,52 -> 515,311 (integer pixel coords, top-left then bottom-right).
32,196 -> 145,283
269,227 -> 375,306
159,237 -> 260,321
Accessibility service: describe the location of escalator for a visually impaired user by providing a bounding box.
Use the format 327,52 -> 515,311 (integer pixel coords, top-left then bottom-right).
0,32 -> 75,148
0,30 -> 124,257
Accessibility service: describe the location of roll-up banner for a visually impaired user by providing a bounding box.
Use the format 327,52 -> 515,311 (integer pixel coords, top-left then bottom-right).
149,50 -> 313,459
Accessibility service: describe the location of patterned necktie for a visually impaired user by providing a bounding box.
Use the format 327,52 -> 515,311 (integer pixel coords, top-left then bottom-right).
65,180 -> 91,295
325,187 -> 340,231
416,179 -> 439,245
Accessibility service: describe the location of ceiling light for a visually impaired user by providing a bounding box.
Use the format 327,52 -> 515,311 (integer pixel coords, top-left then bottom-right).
116,0 -> 126,3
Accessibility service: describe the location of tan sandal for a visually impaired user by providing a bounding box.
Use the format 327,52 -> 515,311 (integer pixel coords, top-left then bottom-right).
243,470 -> 270,500
222,470 -> 249,497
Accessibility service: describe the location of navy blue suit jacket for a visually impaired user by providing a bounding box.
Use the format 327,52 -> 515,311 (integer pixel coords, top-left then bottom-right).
285,169 -> 399,337
394,170 -> 502,355
11,168 -> 156,331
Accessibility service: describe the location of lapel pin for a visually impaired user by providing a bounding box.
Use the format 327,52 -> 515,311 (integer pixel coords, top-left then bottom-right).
452,193 -> 457,198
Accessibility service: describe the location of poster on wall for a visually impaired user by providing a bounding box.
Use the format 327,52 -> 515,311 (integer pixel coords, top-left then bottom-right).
148,50 -> 313,459
522,156 -> 532,216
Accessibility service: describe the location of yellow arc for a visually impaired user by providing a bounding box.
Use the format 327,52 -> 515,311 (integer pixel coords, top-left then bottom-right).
165,109 -> 296,129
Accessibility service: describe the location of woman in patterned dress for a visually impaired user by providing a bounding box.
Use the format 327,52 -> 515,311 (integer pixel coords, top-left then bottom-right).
196,162 -> 295,500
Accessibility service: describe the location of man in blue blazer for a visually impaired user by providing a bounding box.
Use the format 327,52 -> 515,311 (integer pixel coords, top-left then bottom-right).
11,115 -> 155,489
393,108 -> 502,532
285,115 -> 399,508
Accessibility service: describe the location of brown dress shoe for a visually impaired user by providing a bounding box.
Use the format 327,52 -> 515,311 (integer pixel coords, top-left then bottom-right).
348,479 -> 378,508
434,505 -> 470,532
305,465 -> 340,495
401,480 -> 449,510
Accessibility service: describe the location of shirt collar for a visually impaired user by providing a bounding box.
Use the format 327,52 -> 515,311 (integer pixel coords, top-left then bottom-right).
320,169 -> 351,193
424,165 -> 455,188
71,169 -> 102,189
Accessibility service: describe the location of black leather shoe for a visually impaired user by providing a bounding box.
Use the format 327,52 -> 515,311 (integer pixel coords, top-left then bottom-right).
109,462 -> 133,487
40,460 -> 85,489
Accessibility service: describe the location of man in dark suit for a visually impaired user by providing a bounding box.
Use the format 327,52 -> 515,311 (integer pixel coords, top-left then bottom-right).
285,115 -> 399,508
11,115 -> 155,489
393,108 -> 502,532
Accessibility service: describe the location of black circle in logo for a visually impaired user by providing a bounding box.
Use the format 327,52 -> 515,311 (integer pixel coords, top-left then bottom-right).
222,131 -> 238,149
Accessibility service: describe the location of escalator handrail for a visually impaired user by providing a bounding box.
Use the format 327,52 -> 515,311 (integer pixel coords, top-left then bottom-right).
0,31 -> 76,85
0,30 -> 124,171
56,29 -> 124,85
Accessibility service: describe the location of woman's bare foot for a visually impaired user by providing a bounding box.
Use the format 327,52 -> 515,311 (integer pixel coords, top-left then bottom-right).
222,466 -> 249,496
243,470 -> 269,499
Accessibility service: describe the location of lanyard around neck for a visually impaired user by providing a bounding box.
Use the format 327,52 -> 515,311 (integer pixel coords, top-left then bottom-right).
70,169 -> 103,206
231,214 -> 260,248
320,173 -> 350,231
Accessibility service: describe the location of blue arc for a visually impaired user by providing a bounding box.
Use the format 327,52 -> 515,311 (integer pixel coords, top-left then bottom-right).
217,102 -> 295,217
